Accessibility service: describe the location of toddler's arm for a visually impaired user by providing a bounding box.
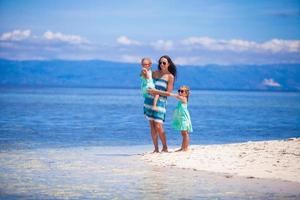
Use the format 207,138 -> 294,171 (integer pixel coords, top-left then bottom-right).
140,68 -> 149,79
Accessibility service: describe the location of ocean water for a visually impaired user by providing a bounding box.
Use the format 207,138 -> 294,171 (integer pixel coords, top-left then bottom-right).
1,87 -> 300,199
0,87 -> 299,150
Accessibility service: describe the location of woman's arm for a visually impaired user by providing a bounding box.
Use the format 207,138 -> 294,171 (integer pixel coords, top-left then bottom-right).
170,93 -> 187,103
148,88 -> 171,96
149,89 -> 187,103
148,74 -> 175,96
166,75 -> 174,93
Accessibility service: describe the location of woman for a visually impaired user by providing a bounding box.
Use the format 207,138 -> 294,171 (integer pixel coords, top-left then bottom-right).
144,55 -> 177,153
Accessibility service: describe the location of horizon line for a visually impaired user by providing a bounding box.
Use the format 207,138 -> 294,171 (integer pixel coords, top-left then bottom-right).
1,58 -> 300,67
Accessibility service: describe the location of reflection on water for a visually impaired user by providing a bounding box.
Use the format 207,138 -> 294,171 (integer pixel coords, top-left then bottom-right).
1,146 -> 299,200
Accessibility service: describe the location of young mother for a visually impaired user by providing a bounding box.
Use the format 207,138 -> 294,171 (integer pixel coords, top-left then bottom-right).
144,55 -> 177,153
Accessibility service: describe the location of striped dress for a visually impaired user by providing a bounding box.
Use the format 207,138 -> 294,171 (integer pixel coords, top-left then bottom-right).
144,78 -> 168,124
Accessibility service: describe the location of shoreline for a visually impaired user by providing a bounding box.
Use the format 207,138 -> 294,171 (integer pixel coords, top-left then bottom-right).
1,142 -> 300,199
141,138 -> 300,183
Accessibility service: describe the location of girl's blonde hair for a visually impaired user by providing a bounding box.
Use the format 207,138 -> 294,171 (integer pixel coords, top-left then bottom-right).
180,85 -> 190,101
141,57 -> 152,64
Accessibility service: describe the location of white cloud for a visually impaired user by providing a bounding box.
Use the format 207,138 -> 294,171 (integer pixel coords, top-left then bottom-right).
174,56 -> 203,65
151,40 -> 173,51
1,30 -> 300,65
262,78 -> 281,87
120,54 -> 141,63
226,39 -> 258,52
261,39 -> 300,53
43,31 -> 88,44
181,37 -> 300,53
0,29 -> 31,41
181,37 -> 257,52
182,37 -> 217,48
116,36 -> 141,45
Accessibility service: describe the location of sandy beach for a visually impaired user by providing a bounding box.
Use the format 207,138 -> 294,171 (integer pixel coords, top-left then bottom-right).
142,138 -> 300,183
1,144 -> 300,199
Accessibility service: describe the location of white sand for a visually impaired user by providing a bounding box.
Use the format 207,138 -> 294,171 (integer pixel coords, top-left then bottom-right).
142,138 -> 300,183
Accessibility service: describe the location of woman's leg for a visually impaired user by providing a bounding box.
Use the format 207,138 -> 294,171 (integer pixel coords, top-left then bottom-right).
149,120 -> 159,153
181,131 -> 189,151
154,121 -> 168,152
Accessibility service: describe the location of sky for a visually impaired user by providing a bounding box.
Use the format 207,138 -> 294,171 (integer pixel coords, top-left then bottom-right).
0,0 -> 300,65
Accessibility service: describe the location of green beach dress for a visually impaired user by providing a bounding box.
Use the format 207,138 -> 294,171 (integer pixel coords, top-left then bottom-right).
141,69 -> 155,98
172,101 -> 193,132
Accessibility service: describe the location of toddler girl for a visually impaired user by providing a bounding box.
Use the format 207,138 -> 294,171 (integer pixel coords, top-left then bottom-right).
140,57 -> 159,111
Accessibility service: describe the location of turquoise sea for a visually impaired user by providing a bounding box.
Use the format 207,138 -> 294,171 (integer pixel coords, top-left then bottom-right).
0,87 -> 300,199
0,87 -> 299,150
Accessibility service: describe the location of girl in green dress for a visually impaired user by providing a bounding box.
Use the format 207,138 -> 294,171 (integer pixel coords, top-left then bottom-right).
170,85 -> 193,151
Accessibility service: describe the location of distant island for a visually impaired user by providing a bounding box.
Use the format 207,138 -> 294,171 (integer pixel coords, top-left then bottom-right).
0,59 -> 299,91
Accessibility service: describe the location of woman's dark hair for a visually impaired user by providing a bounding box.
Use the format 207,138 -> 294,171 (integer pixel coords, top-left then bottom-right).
158,55 -> 177,80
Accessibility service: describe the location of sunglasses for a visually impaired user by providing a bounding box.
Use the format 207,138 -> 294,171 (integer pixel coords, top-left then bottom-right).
178,90 -> 186,93
160,61 -> 167,65
143,63 -> 151,66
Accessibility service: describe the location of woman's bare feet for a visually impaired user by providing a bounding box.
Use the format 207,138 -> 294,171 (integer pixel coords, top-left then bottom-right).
161,147 -> 168,152
152,149 -> 159,153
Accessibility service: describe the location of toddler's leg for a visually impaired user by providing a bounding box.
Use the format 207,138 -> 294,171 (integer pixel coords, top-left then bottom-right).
152,94 -> 159,111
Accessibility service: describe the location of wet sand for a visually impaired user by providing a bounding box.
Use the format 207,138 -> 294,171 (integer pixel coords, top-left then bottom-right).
1,145 -> 300,199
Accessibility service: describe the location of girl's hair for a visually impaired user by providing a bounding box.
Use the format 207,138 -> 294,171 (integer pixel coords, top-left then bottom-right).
158,55 -> 177,80
180,85 -> 190,102
141,57 -> 152,64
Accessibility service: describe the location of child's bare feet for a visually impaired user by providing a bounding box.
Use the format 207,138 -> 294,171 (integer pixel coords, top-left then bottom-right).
175,148 -> 189,152
161,147 -> 168,153
152,106 -> 159,111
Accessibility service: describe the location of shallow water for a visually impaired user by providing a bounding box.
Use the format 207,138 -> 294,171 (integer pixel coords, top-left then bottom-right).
1,146 -> 299,200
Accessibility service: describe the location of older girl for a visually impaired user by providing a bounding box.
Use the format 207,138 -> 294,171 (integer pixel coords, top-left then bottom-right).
170,85 -> 193,151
